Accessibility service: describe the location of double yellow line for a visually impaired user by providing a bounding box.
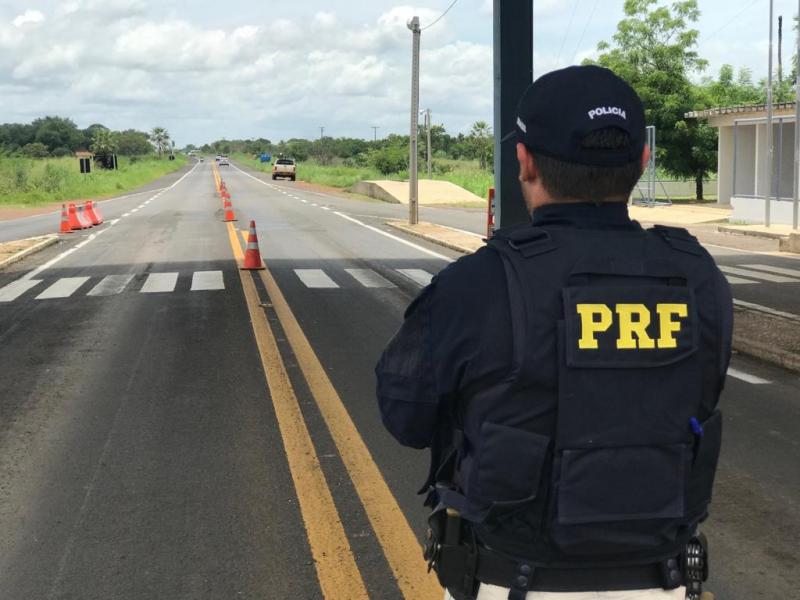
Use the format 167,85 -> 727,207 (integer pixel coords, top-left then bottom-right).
227,223 -> 442,599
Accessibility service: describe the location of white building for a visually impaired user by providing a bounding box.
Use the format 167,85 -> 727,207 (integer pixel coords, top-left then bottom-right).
686,102 -> 799,227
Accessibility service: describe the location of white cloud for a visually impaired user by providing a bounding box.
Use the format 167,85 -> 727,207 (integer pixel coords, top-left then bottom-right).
12,9 -> 44,27
0,3 -> 494,143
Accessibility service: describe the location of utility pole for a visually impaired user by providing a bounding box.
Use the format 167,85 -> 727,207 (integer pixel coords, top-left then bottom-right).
319,126 -> 325,140
425,109 -> 432,178
766,0 -> 774,227
794,0 -> 800,229
779,16 -> 784,84
371,126 -> 380,141
407,16 -> 421,225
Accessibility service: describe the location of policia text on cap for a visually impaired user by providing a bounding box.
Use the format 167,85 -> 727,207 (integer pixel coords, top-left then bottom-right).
376,66 -> 732,600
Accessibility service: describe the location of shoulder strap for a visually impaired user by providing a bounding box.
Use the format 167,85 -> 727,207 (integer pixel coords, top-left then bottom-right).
649,225 -> 704,257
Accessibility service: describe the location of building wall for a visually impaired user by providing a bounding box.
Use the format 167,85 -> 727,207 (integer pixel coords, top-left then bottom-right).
718,126 -> 734,204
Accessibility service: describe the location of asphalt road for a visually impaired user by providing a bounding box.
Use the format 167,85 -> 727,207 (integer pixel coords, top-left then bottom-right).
0,160 -> 798,599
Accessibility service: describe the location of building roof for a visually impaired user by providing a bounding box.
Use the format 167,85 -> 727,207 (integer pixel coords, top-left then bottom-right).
686,102 -> 797,119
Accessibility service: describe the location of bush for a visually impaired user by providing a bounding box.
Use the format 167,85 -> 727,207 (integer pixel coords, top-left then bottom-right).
21,142 -> 50,158
370,145 -> 407,175
38,163 -> 68,193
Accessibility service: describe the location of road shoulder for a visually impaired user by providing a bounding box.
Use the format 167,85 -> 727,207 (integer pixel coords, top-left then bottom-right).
0,235 -> 58,270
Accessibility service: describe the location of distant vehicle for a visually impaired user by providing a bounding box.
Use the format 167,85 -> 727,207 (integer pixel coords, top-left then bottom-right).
272,158 -> 296,181
219,156 -> 230,166
199,157 -> 204,162
215,155 -> 221,162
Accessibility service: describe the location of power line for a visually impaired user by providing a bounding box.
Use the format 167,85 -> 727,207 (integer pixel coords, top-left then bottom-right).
421,0 -> 460,31
704,0 -> 761,43
571,0 -> 600,65
556,0 -> 581,65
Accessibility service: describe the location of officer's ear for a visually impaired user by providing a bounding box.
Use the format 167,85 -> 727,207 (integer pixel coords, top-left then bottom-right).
516,143 -> 537,183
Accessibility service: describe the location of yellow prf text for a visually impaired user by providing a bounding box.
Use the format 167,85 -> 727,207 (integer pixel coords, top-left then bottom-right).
576,303 -> 688,350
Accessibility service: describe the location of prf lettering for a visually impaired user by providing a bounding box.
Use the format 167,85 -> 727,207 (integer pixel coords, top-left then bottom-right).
576,303 -> 688,350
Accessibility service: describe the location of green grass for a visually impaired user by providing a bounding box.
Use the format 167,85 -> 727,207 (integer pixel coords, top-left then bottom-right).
0,155 -> 187,207
236,154 -> 494,199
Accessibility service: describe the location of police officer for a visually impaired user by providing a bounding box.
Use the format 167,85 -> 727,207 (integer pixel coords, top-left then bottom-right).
376,65 -> 731,600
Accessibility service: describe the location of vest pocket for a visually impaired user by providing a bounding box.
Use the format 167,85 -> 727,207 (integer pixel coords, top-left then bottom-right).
686,410 -> 722,518
469,422 -> 550,508
552,443 -> 687,554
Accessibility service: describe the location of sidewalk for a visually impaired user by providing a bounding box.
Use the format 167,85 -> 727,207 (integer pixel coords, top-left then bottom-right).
0,235 -> 58,270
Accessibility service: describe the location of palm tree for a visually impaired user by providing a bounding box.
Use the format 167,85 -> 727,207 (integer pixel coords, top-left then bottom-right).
149,127 -> 170,157
90,128 -> 118,158
469,121 -> 493,170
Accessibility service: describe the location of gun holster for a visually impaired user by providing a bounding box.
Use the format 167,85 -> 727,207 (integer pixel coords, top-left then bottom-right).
424,504 -> 480,600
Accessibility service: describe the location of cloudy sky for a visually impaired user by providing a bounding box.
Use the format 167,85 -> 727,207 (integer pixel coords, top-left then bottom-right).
0,0 -> 791,146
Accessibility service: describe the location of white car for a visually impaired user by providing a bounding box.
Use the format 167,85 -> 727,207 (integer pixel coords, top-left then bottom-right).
218,156 -> 230,166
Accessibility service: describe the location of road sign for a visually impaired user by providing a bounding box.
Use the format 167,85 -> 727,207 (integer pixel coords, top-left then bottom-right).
260,153 -> 271,163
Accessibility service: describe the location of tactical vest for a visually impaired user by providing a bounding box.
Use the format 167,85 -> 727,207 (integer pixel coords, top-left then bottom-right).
439,222 -> 726,569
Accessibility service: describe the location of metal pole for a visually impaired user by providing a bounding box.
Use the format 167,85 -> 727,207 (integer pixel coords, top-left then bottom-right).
426,109 -> 432,178
493,0 -> 533,227
733,121 -> 739,197
777,118 -> 784,201
794,0 -> 800,229
408,16 -> 421,225
372,126 -> 379,142
766,0 -> 774,227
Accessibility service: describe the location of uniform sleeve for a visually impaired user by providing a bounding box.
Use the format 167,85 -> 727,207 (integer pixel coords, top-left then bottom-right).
375,285 -> 440,449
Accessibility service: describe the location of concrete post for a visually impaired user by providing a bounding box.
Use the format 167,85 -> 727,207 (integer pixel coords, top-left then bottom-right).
408,16 -> 421,225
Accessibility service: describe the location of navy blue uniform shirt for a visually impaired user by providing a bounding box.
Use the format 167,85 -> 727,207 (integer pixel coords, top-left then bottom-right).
375,202 -> 733,449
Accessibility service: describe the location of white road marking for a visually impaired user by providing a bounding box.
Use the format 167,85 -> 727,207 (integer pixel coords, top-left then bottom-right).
87,274 -> 135,297
312,203 -> 318,207
301,200 -> 308,203
137,204 -> 145,209
130,208 -> 139,213
733,298 -> 800,323
725,275 -> 758,285
345,268 -> 396,288
0,279 -> 42,302
191,270 -> 225,291
397,268 -> 434,287
334,212 -> 454,262
719,265 -> 798,283
294,269 -> 339,288
321,206 -> 331,211
727,367 -> 771,385
122,212 -> 131,217
140,272 -> 179,293
36,277 -> 90,300
743,263 -> 800,279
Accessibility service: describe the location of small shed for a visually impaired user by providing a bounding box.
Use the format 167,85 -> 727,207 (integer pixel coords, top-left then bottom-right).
686,103 -> 798,226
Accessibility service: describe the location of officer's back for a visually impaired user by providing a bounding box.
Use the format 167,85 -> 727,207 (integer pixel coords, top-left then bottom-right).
376,66 -> 732,600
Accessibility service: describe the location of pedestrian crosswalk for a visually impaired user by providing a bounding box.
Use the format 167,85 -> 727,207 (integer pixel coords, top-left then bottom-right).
721,263 -> 800,285
0,271 -> 228,303
291,267 -> 435,289
0,266 -> 439,304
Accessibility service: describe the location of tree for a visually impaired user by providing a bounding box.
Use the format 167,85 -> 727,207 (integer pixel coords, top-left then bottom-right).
589,0 -> 711,199
21,142 -> 50,158
149,127 -> 170,156
466,121 -> 493,170
32,116 -> 83,153
117,129 -> 153,156
90,128 -> 119,162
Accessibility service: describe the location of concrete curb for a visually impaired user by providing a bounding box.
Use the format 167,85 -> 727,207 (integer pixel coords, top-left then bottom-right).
385,220 -> 484,254
0,235 -> 59,271
717,225 -> 787,240
733,305 -> 800,373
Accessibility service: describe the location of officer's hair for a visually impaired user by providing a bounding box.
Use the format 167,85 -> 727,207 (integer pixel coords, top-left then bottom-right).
534,128 -> 644,203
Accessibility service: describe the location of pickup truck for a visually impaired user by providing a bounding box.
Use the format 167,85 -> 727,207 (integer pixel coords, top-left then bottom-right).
272,158 -> 296,181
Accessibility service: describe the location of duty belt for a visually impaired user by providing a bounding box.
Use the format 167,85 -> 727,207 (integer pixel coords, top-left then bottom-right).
474,546 -> 683,598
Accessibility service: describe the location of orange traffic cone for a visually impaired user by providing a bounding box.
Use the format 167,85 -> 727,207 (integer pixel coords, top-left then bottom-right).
241,220 -> 264,270
59,204 -> 73,233
67,203 -> 89,230
84,200 -> 104,225
223,198 -> 237,222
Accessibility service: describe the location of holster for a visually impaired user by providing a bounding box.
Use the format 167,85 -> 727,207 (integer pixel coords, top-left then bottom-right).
424,503 -> 479,600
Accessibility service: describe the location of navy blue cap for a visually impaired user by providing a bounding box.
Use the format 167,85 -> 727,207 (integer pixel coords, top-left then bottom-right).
515,65 -> 646,167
